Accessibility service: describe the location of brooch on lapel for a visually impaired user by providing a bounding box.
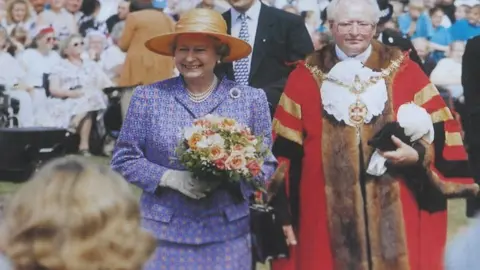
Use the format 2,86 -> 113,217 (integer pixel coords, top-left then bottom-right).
229,88 -> 241,99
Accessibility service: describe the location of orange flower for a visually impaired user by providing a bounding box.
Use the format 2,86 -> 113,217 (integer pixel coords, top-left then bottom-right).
187,133 -> 202,150
209,145 -> 225,160
232,144 -> 244,152
222,118 -> 236,127
226,153 -> 246,170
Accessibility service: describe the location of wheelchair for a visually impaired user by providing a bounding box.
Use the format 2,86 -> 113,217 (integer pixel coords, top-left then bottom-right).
0,85 -> 20,128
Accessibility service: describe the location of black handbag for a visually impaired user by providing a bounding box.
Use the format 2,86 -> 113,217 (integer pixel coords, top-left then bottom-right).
249,163 -> 290,263
250,202 -> 289,263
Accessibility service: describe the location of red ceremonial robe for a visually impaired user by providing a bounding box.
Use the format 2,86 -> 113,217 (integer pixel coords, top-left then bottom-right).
271,41 -> 477,270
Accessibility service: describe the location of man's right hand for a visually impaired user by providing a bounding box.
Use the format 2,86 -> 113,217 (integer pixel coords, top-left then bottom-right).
283,225 -> 297,246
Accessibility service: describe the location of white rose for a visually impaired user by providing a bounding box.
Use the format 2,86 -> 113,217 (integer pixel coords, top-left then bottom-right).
397,103 -> 434,143
244,146 -> 256,158
196,137 -> 210,149
184,126 -> 203,140
208,134 -> 225,147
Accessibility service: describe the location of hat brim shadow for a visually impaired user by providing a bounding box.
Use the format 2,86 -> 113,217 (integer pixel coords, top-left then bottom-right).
145,32 -> 252,62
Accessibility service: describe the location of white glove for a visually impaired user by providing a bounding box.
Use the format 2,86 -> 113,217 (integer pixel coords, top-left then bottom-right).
160,170 -> 217,199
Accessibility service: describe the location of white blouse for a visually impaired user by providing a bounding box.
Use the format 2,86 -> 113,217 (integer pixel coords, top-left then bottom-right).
17,49 -> 61,88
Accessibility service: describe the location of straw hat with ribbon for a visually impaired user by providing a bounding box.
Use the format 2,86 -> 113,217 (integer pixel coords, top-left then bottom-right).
145,8 -> 252,62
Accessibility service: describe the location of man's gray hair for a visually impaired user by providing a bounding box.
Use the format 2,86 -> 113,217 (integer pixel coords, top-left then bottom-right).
327,0 -> 382,23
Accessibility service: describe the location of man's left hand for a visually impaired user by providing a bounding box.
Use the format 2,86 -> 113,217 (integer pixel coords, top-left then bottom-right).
380,135 -> 419,166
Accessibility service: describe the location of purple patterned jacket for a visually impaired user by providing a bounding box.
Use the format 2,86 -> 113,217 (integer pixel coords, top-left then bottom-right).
111,76 -> 276,245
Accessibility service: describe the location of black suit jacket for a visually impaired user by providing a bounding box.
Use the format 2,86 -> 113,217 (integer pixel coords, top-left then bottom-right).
381,29 -> 424,72
217,4 -> 314,112
462,36 -> 480,216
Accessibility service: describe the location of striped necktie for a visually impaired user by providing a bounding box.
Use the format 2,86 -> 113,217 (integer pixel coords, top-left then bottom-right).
234,13 -> 250,85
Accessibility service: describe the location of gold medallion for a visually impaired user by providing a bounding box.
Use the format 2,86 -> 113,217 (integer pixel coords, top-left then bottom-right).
349,101 -> 368,125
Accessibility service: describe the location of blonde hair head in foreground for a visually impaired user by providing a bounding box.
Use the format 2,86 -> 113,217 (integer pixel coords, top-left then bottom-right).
0,156 -> 156,270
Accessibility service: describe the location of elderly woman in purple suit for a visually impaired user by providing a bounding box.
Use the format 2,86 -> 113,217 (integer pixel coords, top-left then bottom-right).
110,8 -> 276,270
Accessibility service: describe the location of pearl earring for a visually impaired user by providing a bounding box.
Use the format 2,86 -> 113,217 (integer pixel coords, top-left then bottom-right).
217,60 -> 221,64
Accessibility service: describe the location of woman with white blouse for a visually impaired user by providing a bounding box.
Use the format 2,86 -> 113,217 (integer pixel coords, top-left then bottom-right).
17,26 -> 60,110
37,34 -> 112,156
0,0 -> 35,38
0,26 -> 36,127
37,0 -> 77,41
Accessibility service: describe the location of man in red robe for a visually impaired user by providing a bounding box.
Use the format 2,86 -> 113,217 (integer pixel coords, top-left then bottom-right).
270,0 -> 478,269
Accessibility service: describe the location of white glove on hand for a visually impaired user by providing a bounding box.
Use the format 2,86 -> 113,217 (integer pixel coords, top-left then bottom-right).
160,170 -> 216,199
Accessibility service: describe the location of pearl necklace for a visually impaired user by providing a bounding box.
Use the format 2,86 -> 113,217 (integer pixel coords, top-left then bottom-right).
186,76 -> 218,103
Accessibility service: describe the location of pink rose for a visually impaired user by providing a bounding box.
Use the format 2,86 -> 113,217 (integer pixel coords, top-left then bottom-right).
246,160 -> 261,176
214,157 -> 227,170
226,153 -> 246,170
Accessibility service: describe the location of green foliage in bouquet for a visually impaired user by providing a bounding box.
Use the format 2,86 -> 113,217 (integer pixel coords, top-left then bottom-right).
174,115 -> 270,190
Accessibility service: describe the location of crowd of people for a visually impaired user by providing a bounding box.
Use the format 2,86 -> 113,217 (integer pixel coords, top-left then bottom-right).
0,0 -> 479,269
0,0 -> 478,155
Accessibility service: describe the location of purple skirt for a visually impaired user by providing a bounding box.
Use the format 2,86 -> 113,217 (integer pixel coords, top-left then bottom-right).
143,234 -> 252,270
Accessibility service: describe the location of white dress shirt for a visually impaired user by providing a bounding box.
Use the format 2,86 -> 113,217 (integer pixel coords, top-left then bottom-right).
230,0 -> 261,74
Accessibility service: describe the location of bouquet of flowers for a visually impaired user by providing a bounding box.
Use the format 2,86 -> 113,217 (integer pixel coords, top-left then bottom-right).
175,114 -> 269,190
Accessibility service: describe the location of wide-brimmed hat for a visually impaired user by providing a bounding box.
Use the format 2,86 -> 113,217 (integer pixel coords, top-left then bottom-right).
145,9 -> 252,62
377,0 -> 394,25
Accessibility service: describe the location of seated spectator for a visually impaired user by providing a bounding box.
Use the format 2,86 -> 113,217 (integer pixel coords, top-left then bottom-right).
196,0 -> 227,13
37,33 -> 112,156
430,41 -> 465,100
0,156 -> 156,270
412,37 -> 437,76
450,4 -> 480,41
390,0 -> 405,19
37,0 -> 78,41
78,0 -> 108,37
17,26 -> 60,109
9,25 -> 28,56
28,0 -> 46,16
455,4 -> 470,21
397,0 -> 433,39
82,29 -> 106,61
429,7 -> 452,62
429,0 -> 453,27
65,0 -> 84,23
105,0 -> 129,33
312,31 -> 332,50
0,0 -> 35,38
0,26 -> 38,127
383,18 -> 399,31
303,10 -> 318,38
99,22 -> 125,84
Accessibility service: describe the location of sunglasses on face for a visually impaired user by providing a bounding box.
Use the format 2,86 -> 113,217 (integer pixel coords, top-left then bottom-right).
72,41 -> 84,47
45,36 -> 56,42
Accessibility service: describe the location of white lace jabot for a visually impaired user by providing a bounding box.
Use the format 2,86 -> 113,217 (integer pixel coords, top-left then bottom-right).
321,60 -> 388,126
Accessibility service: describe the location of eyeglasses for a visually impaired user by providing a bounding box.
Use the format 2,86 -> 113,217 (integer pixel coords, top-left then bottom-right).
72,41 -> 84,47
336,21 -> 375,34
